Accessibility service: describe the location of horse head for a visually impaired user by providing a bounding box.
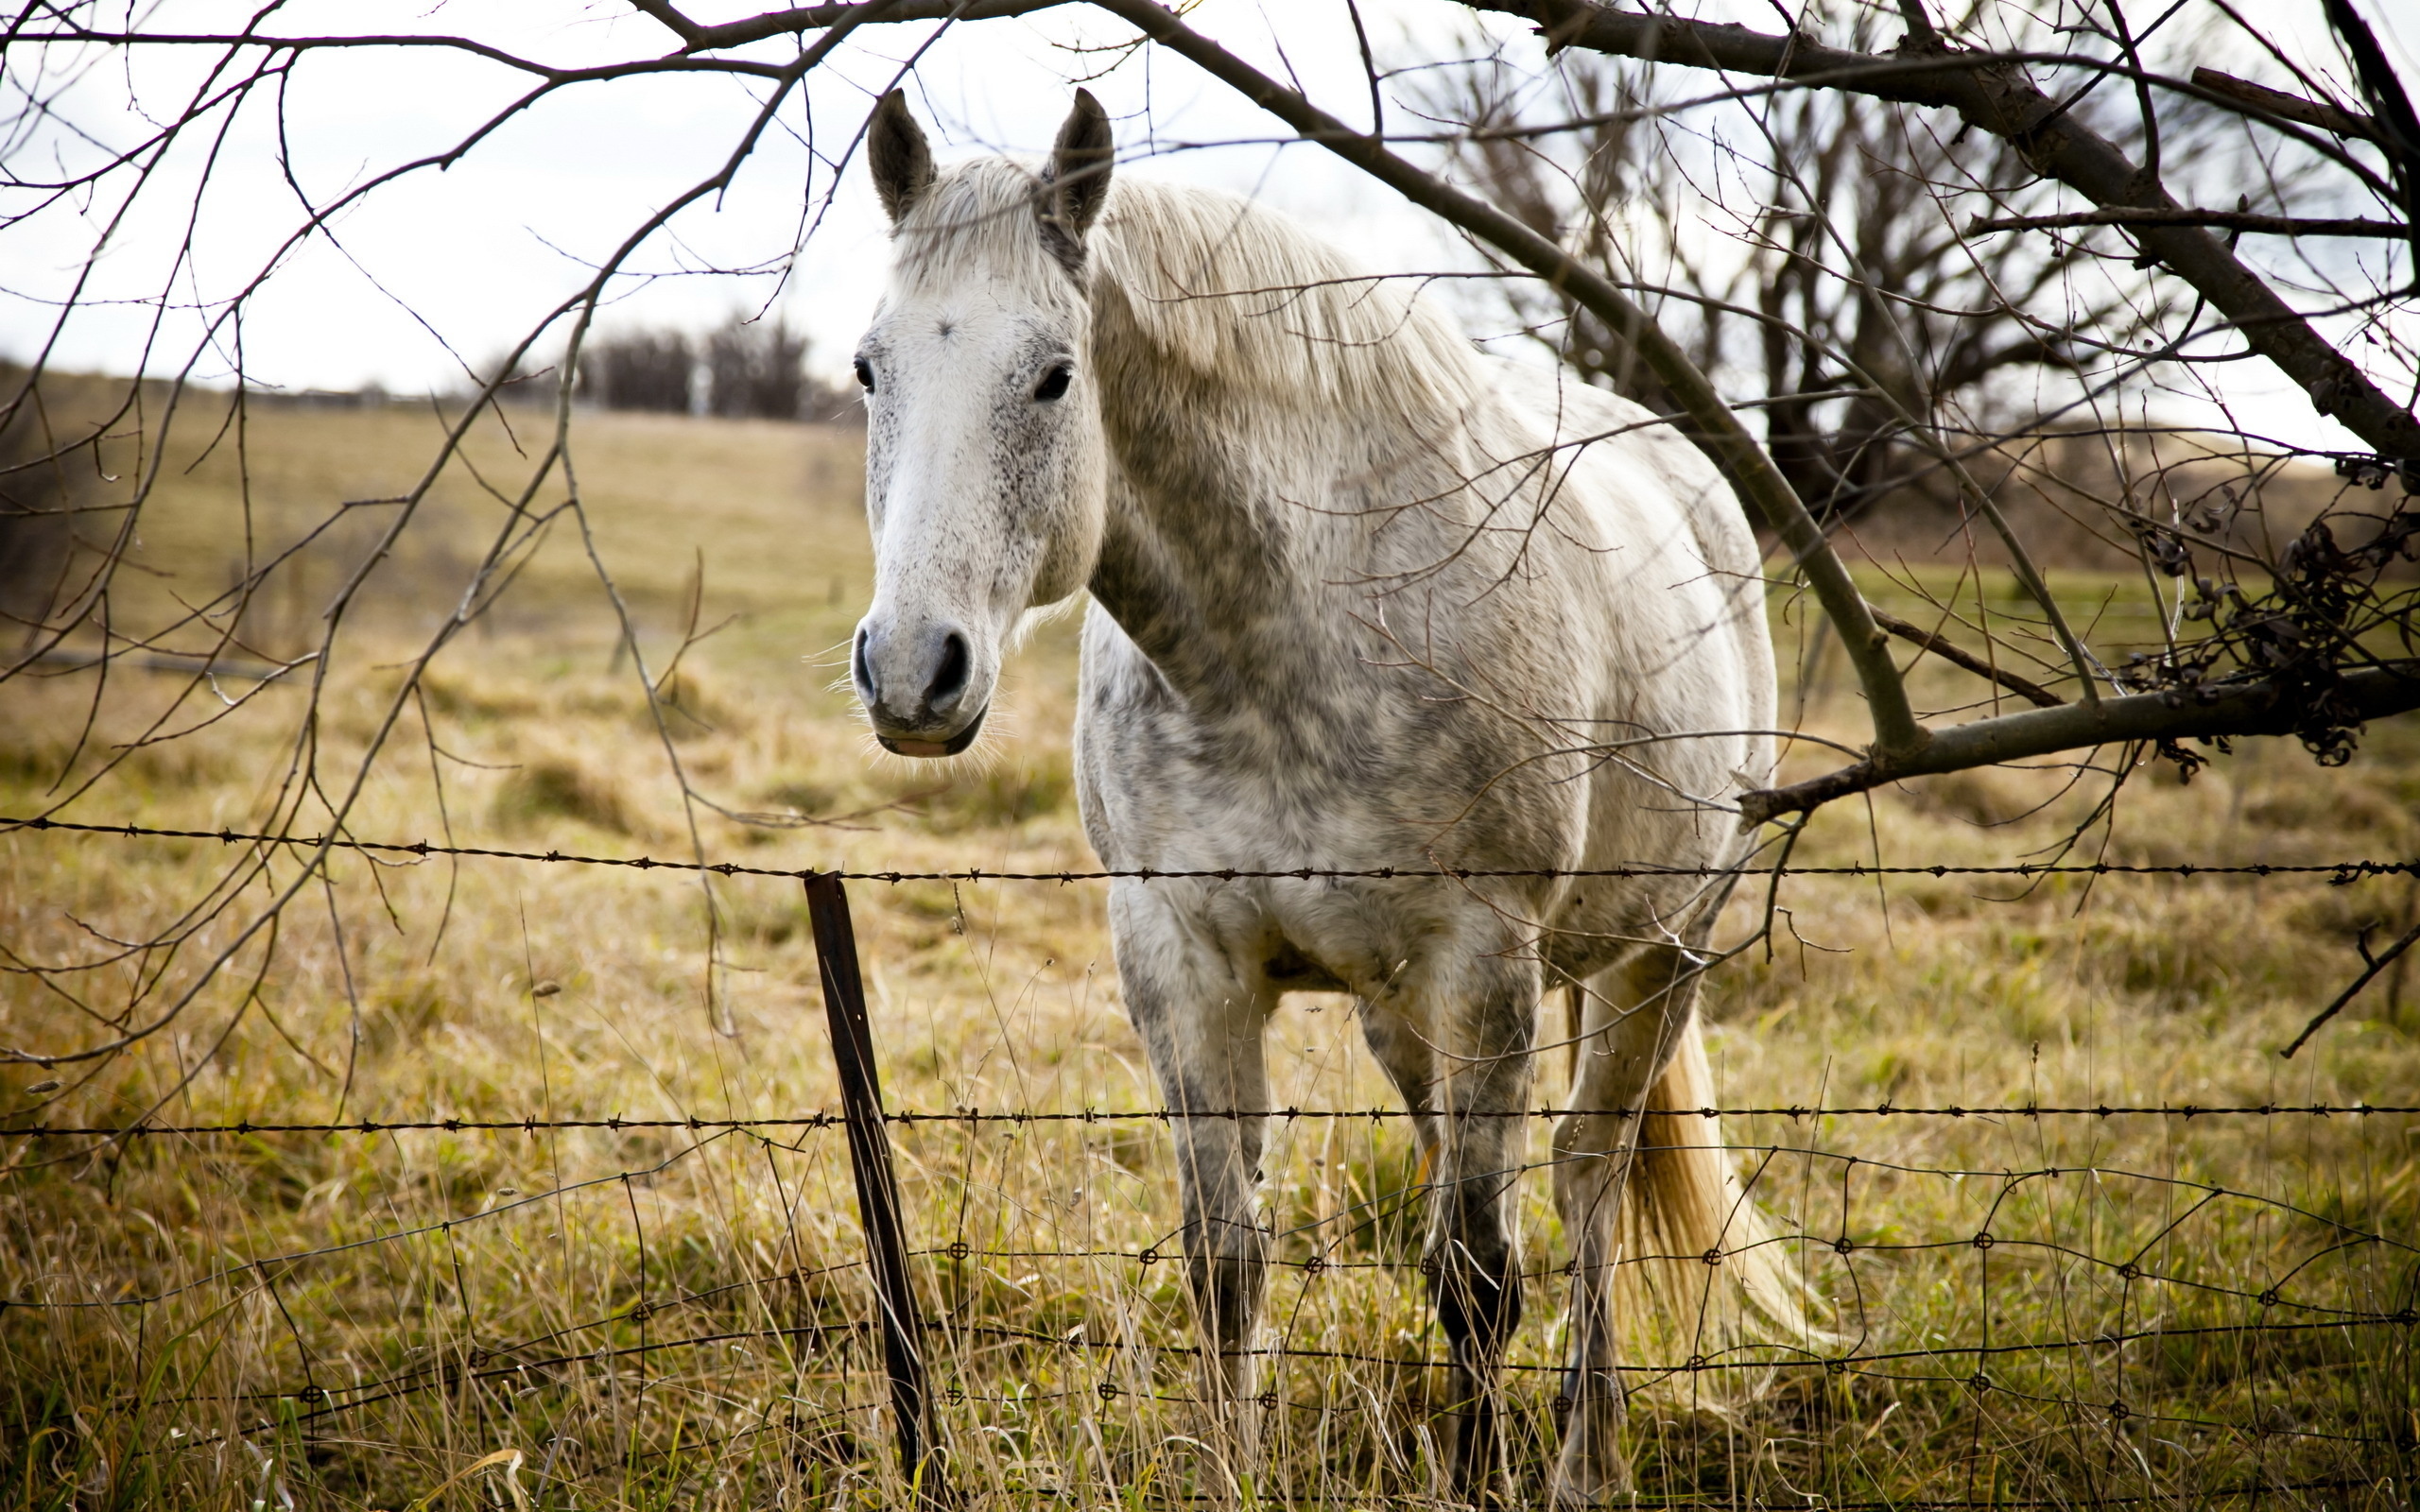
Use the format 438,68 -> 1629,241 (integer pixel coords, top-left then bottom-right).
848,90 -> 1114,757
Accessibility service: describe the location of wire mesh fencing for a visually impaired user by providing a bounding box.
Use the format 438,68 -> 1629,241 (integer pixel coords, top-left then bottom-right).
1,823 -> 2413,1511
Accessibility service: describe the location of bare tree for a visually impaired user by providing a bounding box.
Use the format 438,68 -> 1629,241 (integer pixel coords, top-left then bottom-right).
1424,32 -> 2150,529
581,327 -> 697,412
0,369 -> 76,644
704,312 -> 808,419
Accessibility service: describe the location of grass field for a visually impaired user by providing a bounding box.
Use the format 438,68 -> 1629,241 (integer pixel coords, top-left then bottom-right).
1,398 -> 2414,1510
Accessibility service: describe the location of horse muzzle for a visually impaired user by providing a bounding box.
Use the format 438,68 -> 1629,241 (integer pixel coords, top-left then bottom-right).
854,616 -> 992,757
874,703 -> 989,758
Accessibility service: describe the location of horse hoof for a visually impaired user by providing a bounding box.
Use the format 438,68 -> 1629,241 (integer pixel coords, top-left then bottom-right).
1550,1482 -> 1637,1511
1547,1452 -> 1636,1509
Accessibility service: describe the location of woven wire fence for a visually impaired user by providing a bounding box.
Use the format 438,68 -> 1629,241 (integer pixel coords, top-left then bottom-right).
3,819 -> 2414,1510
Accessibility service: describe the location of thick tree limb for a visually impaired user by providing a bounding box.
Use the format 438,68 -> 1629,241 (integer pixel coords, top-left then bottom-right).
2190,67 -> 2380,146
2321,0 -> 2420,286
1460,0 -> 2420,462
1967,208 -> 2411,239
1738,662 -> 2420,827
1084,0 -> 1928,760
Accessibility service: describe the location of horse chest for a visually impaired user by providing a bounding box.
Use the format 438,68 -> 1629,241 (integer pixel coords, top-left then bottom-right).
1077,611 -> 1582,860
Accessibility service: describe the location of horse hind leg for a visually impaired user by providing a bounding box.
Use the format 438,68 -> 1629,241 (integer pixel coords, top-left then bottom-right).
1548,944 -> 1702,1508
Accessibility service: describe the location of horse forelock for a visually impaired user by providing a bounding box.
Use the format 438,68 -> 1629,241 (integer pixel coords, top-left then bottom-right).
890,157 -> 1480,424
889,158 -> 1080,301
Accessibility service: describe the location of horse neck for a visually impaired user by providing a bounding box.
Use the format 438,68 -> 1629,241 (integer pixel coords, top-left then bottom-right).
1083,283 -> 1374,707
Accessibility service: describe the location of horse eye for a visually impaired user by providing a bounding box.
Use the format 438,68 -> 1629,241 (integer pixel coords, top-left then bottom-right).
853,358 -> 875,392
1034,364 -> 1072,402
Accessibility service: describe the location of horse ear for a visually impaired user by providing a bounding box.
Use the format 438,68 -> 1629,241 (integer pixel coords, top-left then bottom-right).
868,90 -> 934,224
1042,88 -> 1114,251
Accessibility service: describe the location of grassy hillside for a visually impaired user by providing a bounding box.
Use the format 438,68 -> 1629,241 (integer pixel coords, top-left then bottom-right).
0,401 -> 2412,1510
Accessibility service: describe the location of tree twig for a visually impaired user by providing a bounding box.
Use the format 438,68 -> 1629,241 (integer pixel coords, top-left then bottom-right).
1872,610 -> 2063,708
2281,919 -> 2420,1058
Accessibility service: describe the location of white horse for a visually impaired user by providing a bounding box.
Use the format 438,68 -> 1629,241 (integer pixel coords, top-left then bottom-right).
848,89 -> 1801,1503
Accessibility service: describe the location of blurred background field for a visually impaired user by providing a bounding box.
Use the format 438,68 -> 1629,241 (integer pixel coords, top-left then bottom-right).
0,395 -> 2413,1511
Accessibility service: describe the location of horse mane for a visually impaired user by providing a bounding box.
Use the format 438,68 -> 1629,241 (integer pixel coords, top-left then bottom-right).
890,156 -> 1483,425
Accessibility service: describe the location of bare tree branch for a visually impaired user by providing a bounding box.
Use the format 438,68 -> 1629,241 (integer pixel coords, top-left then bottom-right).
1966,208 -> 2411,238
631,0 -> 1075,52
1740,661 -> 2420,827
2280,917 -> 2420,1057
2190,66 -> 2381,145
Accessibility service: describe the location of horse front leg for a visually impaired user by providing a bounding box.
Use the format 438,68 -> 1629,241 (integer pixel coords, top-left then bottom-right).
1549,946 -> 1699,1508
1170,1081 -> 1272,1450
1108,884 -> 1275,1480
1367,959 -> 1537,1505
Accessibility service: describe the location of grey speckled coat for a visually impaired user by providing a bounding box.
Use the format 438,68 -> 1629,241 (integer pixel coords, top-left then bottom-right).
848,91 -> 1797,1504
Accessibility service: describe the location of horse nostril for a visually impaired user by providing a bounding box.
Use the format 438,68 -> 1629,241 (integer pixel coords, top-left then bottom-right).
852,628 -> 875,701
926,631 -> 970,710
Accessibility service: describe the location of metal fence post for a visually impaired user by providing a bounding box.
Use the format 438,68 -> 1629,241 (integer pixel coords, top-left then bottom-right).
804,872 -> 942,1499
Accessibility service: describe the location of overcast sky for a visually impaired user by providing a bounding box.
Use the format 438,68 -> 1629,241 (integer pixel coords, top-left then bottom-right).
5,0 -> 2413,453
7,0 -> 1465,391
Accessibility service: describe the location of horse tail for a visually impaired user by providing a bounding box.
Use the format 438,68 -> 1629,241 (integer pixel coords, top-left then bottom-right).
1618,1012 -> 1815,1349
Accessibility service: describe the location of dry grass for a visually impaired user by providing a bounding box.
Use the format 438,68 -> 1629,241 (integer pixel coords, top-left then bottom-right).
0,401 -> 2413,1510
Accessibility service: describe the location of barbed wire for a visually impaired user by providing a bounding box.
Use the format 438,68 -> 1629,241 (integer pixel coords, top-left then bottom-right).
3,1100 -> 2411,1140
166,1306 -> 2413,1414
20,1121 -> 2408,1483
8,813 -> 2418,883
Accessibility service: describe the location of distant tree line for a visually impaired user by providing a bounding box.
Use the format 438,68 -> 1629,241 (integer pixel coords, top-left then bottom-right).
575,313 -> 859,422
0,365 -> 74,644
